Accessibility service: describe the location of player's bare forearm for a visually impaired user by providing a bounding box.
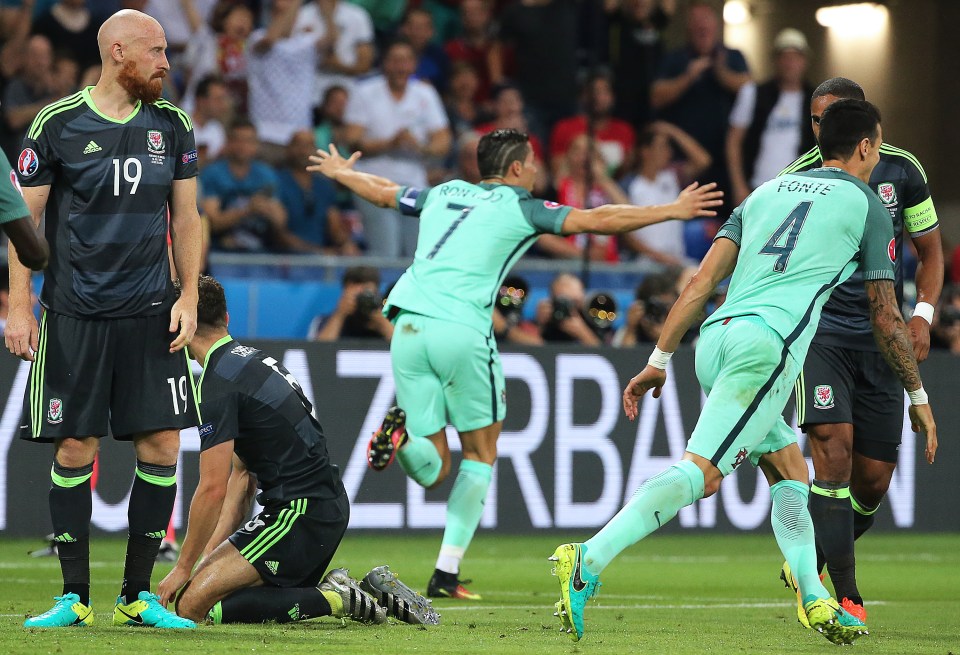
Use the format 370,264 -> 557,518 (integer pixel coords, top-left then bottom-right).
332,167 -> 399,208
170,179 -> 202,294
202,466 -> 253,556
178,482 -> 227,573
658,239 -> 738,352
866,279 -> 922,391
912,229 -> 944,306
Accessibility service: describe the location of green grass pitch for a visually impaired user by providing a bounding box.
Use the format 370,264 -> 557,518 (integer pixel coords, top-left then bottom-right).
1,533 -> 958,654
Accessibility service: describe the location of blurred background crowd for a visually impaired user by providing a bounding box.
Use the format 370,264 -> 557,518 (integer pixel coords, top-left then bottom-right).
0,0 -> 958,351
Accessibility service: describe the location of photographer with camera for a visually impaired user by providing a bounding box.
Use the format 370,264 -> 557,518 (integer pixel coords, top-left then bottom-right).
313,266 -> 394,342
613,267 -> 696,347
492,275 -> 543,345
931,285 -> 960,354
536,273 -> 602,346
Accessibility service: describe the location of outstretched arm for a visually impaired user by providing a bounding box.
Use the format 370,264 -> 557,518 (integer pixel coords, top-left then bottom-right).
560,181 -> 723,235
307,144 -> 401,209
865,279 -> 937,463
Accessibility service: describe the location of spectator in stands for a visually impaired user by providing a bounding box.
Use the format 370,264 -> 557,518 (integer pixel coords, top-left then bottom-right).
192,75 -> 232,164
348,0 -> 406,47
726,28 -> 815,205
51,50 -> 81,97
444,62 -> 489,138
312,266 -> 394,342
474,84 -> 548,192
549,71 -> 636,177
182,3 -> 254,116
399,7 -> 448,90
612,267 -> 692,347
276,129 -> 358,254
604,0 -> 675,129
496,0 -> 581,141
313,84 -> 349,152
623,121 -> 709,265
145,0 -> 217,91
200,118 -> 289,253
0,0 -> 33,81
32,0 -> 99,71
651,0 -> 749,211
451,130 -> 483,184
444,0 -> 499,104
931,286 -> 960,354
344,39 -> 451,257
536,134 -> 626,262
294,0 -> 375,102
2,35 -> 56,147
492,274 -> 543,345
536,273 -> 602,346
248,0 -> 321,164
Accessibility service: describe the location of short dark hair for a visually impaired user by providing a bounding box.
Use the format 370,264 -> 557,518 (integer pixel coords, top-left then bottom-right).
383,38 -> 416,58
477,128 -> 530,178
196,75 -> 225,99
817,99 -> 881,161
197,275 -> 228,330
228,116 -> 257,135
342,266 -> 380,286
812,77 -> 865,102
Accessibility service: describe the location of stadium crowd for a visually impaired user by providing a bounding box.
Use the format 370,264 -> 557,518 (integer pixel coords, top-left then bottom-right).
0,0 -> 955,348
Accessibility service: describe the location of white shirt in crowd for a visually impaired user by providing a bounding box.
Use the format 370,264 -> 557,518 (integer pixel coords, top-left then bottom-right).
193,119 -> 226,160
247,29 -> 319,146
627,170 -> 687,261
729,82 -> 805,189
294,1 -> 375,103
345,75 -> 449,187
145,0 -> 218,48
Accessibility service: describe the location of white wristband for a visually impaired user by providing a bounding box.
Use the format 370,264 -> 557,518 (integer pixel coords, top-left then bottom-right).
647,346 -> 673,370
908,386 -> 929,406
912,302 -> 934,325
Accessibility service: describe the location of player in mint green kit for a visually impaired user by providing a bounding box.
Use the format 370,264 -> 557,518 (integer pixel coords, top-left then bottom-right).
551,100 -> 937,644
308,129 -> 723,599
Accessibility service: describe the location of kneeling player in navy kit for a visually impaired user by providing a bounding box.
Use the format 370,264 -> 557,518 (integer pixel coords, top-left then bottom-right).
158,275 -> 439,627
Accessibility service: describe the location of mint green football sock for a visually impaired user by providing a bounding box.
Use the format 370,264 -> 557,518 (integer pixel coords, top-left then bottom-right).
435,459 -> 493,575
583,460 -> 705,577
397,434 -> 443,487
770,480 -> 831,602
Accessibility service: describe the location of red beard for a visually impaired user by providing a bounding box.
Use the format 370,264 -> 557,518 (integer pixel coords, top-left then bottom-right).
117,61 -> 164,103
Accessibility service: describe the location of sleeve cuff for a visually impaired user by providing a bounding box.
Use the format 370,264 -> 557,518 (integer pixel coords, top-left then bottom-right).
863,270 -> 896,281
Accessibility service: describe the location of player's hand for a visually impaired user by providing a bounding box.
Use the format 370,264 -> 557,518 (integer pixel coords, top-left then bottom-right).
4,304 -> 39,362
673,181 -> 724,220
908,315 -> 931,362
169,294 -> 198,353
158,564 -> 191,607
307,144 -> 361,180
908,403 -> 937,464
623,365 -> 668,420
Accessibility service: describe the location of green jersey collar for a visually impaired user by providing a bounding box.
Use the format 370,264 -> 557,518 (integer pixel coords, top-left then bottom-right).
202,334 -> 234,371
82,86 -> 142,124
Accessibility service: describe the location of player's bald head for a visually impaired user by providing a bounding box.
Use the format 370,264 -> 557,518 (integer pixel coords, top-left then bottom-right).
98,9 -> 165,63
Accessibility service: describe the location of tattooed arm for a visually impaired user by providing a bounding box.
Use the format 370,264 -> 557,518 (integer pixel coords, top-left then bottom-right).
865,279 -> 921,390
866,279 -> 938,464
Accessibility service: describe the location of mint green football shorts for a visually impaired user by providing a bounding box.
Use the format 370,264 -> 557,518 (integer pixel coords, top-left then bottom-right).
390,311 -> 506,437
687,316 -> 800,476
